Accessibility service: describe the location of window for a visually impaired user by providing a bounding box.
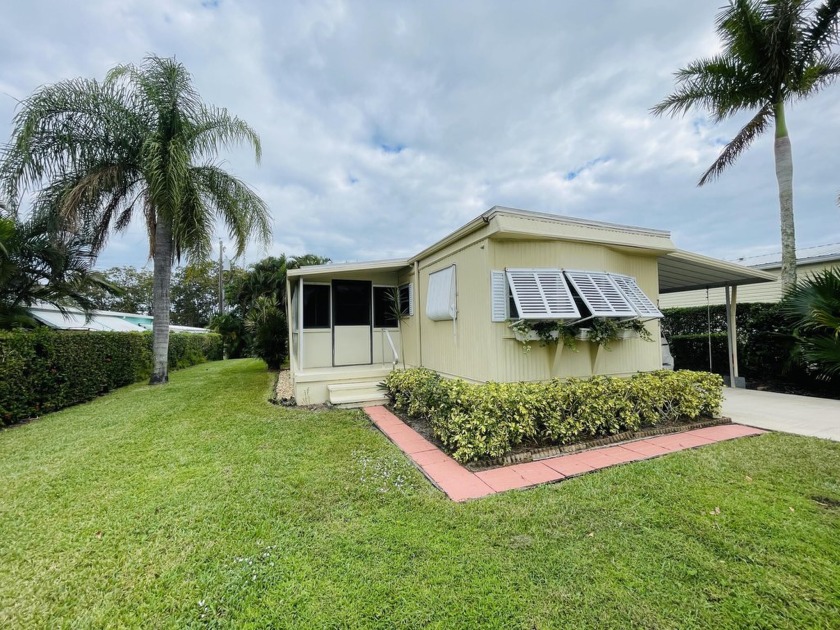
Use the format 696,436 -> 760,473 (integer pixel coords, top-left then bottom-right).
303,284 -> 330,328
373,286 -> 399,328
563,270 -> 637,318
426,266 -> 457,321
398,283 -> 414,316
492,269 -> 579,321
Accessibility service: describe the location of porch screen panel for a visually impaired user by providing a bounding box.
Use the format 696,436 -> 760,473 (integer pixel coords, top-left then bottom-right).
610,273 -> 663,318
426,265 -> 456,321
506,269 -> 580,319
563,270 -> 637,318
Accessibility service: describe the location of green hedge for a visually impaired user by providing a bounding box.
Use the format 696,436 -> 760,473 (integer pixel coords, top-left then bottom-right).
0,329 -> 222,426
663,304 -> 804,382
384,368 -> 723,463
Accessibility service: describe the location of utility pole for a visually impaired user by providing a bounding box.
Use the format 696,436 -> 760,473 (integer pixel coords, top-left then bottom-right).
218,239 -> 225,316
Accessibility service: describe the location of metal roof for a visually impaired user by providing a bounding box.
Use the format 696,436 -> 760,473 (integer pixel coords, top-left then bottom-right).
732,243 -> 840,269
659,250 -> 777,294
27,304 -> 208,333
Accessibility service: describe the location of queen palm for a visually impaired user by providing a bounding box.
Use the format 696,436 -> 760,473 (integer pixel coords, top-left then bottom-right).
653,0 -> 840,290
1,56 -> 270,383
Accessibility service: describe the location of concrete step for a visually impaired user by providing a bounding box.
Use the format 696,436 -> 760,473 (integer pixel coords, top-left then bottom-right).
327,380 -> 389,407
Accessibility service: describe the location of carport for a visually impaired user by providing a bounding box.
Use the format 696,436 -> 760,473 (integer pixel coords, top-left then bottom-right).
658,250 -> 777,387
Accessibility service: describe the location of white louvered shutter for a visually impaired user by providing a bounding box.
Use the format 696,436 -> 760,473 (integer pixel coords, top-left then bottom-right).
563,270 -> 637,317
506,269 -> 580,319
426,266 -> 457,321
491,271 -> 508,322
407,282 -> 415,316
609,274 -> 663,318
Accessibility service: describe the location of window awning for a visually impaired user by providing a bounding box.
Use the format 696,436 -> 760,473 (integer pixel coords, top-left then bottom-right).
506,269 -> 580,319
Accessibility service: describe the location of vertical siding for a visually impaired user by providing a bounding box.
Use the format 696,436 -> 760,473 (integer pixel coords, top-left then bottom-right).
415,238 -> 662,383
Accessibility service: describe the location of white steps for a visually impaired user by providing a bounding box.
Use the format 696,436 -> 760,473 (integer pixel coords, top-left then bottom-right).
327,380 -> 389,407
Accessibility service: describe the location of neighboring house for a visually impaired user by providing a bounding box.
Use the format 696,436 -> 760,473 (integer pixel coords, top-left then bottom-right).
28,304 -> 209,334
659,243 -> 840,308
286,207 -> 774,406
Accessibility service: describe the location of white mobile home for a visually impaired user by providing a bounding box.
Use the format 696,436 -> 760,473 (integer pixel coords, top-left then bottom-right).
286,207 -> 774,405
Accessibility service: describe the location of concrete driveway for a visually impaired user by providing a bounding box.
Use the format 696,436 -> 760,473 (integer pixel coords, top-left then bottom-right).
723,388 -> 840,441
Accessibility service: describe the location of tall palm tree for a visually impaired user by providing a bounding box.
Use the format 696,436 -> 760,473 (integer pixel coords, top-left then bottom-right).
653,0 -> 840,290
1,56 -> 270,383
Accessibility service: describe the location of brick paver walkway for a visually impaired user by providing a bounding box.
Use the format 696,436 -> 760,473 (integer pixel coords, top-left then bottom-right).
363,406 -> 766,502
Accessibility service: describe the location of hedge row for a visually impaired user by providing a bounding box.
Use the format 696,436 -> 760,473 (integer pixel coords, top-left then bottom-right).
663,304 -> 807,383
0,329 -> 222,426
384,368 -> 723,463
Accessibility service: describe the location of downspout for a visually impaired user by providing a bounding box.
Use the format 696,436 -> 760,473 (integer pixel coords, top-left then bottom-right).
415,260 -> 423,367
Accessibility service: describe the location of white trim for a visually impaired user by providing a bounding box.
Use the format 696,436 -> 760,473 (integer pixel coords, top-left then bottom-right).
490,270 -> 508,322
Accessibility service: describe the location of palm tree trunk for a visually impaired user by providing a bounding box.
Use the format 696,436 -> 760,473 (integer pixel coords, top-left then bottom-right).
149,218 -> 173,384
774,101 -> 796,292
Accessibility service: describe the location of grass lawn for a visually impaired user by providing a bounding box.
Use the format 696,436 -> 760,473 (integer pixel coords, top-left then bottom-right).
1,359 -> 838,628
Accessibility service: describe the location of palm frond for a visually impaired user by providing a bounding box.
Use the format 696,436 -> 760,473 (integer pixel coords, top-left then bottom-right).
699,103 -> 773,185
798,0 -> 840,67
189,105 -> 262,163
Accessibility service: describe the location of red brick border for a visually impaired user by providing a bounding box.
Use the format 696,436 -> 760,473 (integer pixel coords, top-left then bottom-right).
363,406 -> 766,502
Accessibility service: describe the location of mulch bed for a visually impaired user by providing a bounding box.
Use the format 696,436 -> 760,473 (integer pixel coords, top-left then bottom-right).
387,404 -> 731,472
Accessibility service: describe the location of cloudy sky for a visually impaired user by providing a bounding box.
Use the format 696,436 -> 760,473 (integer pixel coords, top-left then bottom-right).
1,0 -> 839,270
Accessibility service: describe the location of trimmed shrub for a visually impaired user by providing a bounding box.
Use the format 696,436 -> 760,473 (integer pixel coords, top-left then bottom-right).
384,368 -> 723,463
0,329 -> 222,426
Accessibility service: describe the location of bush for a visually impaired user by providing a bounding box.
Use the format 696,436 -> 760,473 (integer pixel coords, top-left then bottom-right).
0,329 -> 222,426
384,368 -> 723,463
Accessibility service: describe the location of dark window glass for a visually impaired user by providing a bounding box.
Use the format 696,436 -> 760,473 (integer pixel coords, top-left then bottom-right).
374,287 -> 399,328
333,280 -> 371,326
398,284 -> 411,316
303,284 -> 330,328
509,287 -> 519,319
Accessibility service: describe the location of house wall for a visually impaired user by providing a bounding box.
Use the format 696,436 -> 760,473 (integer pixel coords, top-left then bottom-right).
658,260 -> 839,308
414,237 -> 662,383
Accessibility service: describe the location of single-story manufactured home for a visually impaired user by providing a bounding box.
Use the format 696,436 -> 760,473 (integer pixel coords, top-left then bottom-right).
286,207 -> 775,406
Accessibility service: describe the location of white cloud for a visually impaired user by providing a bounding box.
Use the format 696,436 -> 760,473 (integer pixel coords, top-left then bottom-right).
1,0 -> 838,271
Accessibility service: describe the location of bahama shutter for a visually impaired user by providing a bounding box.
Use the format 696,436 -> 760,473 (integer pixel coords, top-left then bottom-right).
506,269 -> 580,319
563,270 -> 637,318
407,282 -> 415,316
426,265 -> 457,321
490,271 -> 508,322
609,273 -> 663,318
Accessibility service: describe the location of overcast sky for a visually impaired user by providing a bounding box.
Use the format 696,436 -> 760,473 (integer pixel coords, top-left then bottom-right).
2,0 -> 839,270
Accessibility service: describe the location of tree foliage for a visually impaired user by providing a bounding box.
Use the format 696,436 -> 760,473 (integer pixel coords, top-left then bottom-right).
781,268 -> 840,378
653,0 -> 840,289
0,55 -> 270,383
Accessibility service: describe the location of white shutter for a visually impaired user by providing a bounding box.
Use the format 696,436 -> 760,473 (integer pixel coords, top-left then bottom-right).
563,270 -> 637,318
426,266 -> 456,321
506,269 -> 580,319
407,282 -> 415,316
491,271 -> 507,321
610,274 -> 663,318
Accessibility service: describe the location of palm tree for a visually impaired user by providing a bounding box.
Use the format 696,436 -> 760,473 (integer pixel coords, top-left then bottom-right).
0,207 -> 112,328
653,0 -> 840,290
1,56 -> 270,383
781,268 -> 840,378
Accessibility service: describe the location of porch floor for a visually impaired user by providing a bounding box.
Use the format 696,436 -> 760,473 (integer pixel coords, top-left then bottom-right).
363,406 -> 766,502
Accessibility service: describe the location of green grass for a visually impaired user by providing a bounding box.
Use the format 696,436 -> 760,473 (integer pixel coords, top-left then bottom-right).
1,359 -> 838,628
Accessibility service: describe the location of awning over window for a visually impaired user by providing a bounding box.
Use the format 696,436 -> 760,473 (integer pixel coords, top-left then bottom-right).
505,269 -> 580,319
563,270 -> 638,318
426,265 -> 457,321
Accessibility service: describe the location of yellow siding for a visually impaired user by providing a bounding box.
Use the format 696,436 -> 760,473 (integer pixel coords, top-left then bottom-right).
415,238 -> 662,383
658,260 -> 839,308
